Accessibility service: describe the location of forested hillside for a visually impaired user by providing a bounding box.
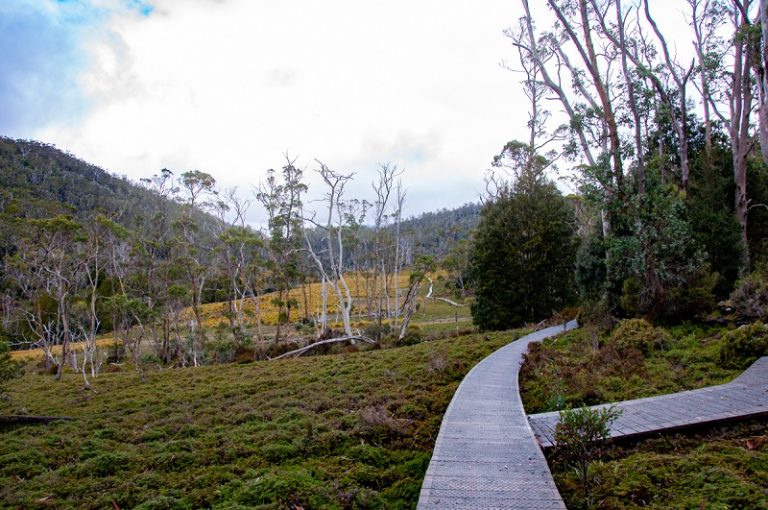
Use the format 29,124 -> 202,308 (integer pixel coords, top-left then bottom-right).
400,203 -> 480,261
1,137 -> 159,219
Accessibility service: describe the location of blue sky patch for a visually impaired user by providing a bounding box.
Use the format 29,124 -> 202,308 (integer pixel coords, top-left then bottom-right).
126,0 -> 155,17
0,1 -> 153,137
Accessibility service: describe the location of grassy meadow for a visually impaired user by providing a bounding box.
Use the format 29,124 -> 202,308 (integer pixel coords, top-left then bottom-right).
189,273 -> 427,329
1,327 -> 516,509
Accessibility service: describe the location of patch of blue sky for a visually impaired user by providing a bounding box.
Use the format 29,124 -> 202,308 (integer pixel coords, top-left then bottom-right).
127,0 -> 155,17
52,0 -> 153,18
0,1 -> 153,137
0,3 -> 87,135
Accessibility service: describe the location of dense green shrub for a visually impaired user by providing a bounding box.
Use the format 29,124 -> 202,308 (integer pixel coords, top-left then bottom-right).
554,405 -> 621,507
718,322 -> 768,369
575,230 -> 608,303
398,326 -> 423,346
363,321 -> 392,342
470,167 -> 577,331
0,340 -> 23,396
607,319 -> 670,355
520,323 -> 740,414
662,267 -> 719,321
207,338 -> 236,364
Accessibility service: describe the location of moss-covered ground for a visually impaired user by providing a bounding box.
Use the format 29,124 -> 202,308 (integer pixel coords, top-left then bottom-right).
571,420 -> 768,510
520,321 -> 768,509
1,330 -> 519,510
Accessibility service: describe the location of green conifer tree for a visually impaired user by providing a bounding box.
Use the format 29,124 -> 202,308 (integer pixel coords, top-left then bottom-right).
470,154 -> 577,331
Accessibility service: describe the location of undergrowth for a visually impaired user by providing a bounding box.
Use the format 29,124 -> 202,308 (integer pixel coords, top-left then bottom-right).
553,420 -> 768,509
0,330 -> 520,509
520,321 -> 740,413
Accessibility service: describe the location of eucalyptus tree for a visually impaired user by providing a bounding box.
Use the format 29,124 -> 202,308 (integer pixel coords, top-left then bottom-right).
689,0 -> 730,161
757,0 -> 768,164
177,171 -> 217,343
7,216 -> 85,379
398,255 -> 436,340
213,188 -> 266,346
135,168 -> 185,364
256,157 -> 307,344
512,0 -> 760,313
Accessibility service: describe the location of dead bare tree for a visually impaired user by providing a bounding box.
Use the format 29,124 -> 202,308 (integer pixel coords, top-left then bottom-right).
370,163 -> 403,338
393,181 -> 406,328
304,162 -> 357,338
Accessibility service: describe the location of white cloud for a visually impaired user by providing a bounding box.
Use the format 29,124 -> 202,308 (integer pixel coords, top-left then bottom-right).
15,0 -> 692,221
28,0 -> 521,220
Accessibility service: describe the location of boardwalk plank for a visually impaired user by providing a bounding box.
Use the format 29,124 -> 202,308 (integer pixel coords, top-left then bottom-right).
529,356 -> 768,448
419,323 -> 767,508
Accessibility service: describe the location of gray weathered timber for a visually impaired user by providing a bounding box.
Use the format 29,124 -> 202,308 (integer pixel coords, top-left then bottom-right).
529,356 -> 768,448
417,321 -> 578,510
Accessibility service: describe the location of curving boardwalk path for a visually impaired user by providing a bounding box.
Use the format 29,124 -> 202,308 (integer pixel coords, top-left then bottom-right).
529,356 -> 768,448
417,321 -> 578,510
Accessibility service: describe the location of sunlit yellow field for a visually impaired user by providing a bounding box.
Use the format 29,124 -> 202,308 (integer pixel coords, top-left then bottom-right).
187,272 -> 417,328
10,336 -> 115,362
11,271 -> 468,360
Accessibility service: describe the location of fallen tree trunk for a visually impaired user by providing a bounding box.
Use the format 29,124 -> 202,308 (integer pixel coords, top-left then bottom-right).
425,277 -> 464,307
270,335 -> 376,361
0,415 -> 74,426
432,296 -> 463,307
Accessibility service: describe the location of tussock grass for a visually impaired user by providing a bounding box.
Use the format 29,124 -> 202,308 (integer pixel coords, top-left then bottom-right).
1,330 -> 520,509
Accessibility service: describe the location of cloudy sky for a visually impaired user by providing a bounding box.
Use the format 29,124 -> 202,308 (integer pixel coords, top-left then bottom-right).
1,0 -> 685,222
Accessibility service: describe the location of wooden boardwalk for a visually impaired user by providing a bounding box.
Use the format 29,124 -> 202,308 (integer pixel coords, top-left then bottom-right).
529,356 -> 768,448
417,321 -> 578,510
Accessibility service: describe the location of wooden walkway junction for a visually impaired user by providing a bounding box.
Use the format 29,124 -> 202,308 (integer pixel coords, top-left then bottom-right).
417,321 -> 578,510
417,321 -> 768,509
529,356 -> 768,448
